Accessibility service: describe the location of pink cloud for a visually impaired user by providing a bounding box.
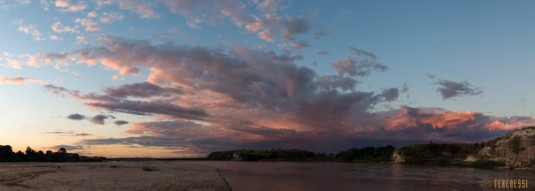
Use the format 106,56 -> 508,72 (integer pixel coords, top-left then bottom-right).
75,18 -> 100,31
54,0 -> 69,8
381,106 -> 535,142
0,77 -> 42,84
41,37 -> 534,155
118,0 -> 158,18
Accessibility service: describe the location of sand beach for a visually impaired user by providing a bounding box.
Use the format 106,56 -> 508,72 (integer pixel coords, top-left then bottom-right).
0,161 -> 231,191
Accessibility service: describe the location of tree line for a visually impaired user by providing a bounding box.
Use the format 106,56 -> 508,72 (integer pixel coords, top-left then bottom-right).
0,145 -> 105,162
207,145 -> 396,162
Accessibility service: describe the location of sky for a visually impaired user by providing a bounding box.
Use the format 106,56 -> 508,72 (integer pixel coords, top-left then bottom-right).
1,0 -> 535,158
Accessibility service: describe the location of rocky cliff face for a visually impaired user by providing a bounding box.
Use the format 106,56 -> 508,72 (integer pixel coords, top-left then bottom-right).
478,126 -> 535,168
391,150 -> 405,163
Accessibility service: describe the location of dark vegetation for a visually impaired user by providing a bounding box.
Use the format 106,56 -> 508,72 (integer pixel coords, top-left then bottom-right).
508,136 -> 522,158
398,143 -> 475,165
207,142 -> 507,169
334,145 -> 395,162
207,145 -> 396,162
0,145 -> 106,162
396,142 -> 505,169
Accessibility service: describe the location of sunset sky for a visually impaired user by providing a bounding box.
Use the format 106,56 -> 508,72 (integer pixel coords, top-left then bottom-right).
1,0 -> 535,157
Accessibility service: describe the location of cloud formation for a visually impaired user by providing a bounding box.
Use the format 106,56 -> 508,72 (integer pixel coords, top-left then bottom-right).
332,57 -> 387,77
118,0 -> 157,18
381,106 -> 535,142
437,79 -> 483,100
90,114 -> 109,125
103,82 -> 183,98
281,17 -> 310,49
0,77 -> 42,84
50,144 -> 85,151
67,113 -> 86,120
39,36 -> 411,153
16,22 -> 45,41
45,131 -> 93,137
40,37 -> 533,155
114,120 -> 129,126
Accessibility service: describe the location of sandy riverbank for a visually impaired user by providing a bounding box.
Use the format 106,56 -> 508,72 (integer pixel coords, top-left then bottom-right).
0,161 -> 231,191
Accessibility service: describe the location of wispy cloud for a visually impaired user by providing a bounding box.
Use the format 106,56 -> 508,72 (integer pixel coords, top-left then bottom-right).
51,21 -> 79,33
66,2 -> 86,12
118,0 -> 158,18
49,144 -> 85,151
75,18 -> 100,31
437,79 -> 483,100
0,77 -> 42,84
281,17 -> 310,49
54,0 -> 70,8
99,12 -> 125,23
17,22 -> 45,41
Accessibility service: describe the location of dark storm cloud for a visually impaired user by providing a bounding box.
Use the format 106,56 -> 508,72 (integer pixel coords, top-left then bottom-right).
43,84 -> 81,97
50,145 -> 85,151
90,114 -> 109,125
332,57 -> 387,77
104,82 -> 183,98
67,113 -> 86,120
44,83 -> 209,120
43,36 -> 401,153
380,88 -> 399,102
315,51 -> 329,56
348,47 -> 376,60
281,17 -> 311,49
48,36 -> 519,155
86,100 -> 209,120
437,80 -> 483,100
114,120 -> 129,126
282,17 -> 310,39
315,75 -> 358,91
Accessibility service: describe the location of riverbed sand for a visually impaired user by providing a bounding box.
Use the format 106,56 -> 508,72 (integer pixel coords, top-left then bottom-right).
0,161 -> 231,191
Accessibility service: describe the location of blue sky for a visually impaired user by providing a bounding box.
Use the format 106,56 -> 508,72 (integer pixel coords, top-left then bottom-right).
0,0 -> 534,157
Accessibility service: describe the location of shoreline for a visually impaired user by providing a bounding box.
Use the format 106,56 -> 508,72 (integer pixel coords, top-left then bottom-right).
0,161 -> 231,191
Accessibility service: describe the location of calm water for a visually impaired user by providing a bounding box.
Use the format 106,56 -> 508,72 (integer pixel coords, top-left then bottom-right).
192,161 -> 535,191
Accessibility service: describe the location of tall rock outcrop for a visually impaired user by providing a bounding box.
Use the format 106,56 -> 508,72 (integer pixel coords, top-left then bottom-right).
478,126 -> 535,167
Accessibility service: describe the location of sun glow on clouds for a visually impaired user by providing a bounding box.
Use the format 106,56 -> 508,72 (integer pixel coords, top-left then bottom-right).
1,0 -> 534,157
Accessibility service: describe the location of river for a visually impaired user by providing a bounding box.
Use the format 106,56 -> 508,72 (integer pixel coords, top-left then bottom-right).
192,161 -> 534,191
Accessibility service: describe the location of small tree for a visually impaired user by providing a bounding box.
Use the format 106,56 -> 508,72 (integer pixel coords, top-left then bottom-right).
508,136 -> 522,158
58,148 -> 67,154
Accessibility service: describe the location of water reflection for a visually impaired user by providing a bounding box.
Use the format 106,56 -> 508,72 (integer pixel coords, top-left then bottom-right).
192,161 -> 535,191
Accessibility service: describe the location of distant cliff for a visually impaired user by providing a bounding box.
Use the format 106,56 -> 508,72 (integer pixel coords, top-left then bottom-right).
477,126 -> 535,168
392,126 -> 535,169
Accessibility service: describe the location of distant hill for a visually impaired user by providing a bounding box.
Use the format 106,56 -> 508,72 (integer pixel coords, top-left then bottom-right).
206,145 -> 396,162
